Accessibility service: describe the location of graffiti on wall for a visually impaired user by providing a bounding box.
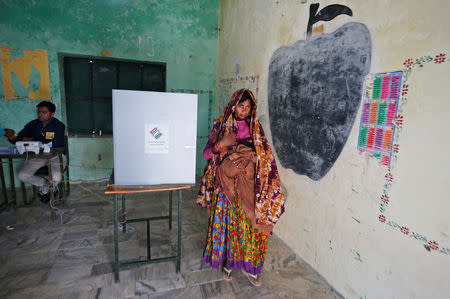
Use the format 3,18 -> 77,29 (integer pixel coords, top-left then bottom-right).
0,47 -> 51,100
268,4 -> 371,180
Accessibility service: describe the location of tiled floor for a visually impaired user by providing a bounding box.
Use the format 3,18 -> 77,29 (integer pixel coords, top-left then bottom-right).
0,183 -> 343,298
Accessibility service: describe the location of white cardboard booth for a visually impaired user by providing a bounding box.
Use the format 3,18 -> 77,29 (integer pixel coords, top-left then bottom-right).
112,90 -> 198,185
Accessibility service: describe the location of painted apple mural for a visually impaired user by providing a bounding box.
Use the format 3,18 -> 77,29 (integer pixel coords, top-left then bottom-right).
268,4 -> 372,180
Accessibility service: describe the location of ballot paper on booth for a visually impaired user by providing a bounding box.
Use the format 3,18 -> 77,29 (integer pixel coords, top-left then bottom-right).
112,90 -> 197,185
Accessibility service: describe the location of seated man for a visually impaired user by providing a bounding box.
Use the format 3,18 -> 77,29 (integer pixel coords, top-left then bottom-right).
6,101 -> 66,203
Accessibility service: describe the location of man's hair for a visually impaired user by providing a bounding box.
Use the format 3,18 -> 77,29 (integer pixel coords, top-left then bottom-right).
37,101 -> 56,113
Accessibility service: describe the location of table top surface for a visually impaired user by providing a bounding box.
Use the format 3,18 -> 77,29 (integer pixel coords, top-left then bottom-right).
105,184 -> 193,194
0,147 -> 64,158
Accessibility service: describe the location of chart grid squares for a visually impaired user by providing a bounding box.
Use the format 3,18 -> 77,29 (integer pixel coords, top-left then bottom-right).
357,71 -> 403,166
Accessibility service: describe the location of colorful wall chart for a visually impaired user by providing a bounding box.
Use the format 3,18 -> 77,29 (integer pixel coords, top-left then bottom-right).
357,71 -> 402,166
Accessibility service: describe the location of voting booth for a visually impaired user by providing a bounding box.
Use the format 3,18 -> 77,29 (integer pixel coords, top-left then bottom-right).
109,90 -> 197,282
112,90 -> 198,185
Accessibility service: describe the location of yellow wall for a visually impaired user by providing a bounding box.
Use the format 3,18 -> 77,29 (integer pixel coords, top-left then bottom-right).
217,1 -> 450,298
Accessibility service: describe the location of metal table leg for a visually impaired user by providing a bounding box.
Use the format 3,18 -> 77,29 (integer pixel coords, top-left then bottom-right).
147,219 -> 151,259
169,191 -> 173,230
57,153 -> 65,200
47,160 -> 54,204
113,194 -> 120,283
0,158 -> 8,206
121,194 -> 126,234
8,158 -> 16,206
21,182 -> 27,205
176,189 -> 182,273
47,160 -> 55,222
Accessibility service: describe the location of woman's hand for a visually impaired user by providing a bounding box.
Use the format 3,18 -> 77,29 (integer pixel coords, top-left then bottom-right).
212,133 -> 235,154
228,153 -> 245,169
229,153 -> 240,161
217,133 -> 235,148
229,152 -> 246,169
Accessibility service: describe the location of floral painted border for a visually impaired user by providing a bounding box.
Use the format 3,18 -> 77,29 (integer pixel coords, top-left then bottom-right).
377,53 -> 450,255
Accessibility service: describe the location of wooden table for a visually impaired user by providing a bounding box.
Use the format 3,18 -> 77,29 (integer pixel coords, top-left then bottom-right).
0,148 -> 64,208
105,184 -> 192,283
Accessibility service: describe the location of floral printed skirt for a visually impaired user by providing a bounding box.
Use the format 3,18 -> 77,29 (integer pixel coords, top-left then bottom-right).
202,189 -> 270,275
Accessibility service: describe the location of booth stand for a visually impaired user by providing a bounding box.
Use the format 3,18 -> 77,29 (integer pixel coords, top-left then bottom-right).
109,90 -> 197,283
105,184 -> 192,283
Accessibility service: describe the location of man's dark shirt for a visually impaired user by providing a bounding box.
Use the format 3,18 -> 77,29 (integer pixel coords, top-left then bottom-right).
17,117 -> 65,148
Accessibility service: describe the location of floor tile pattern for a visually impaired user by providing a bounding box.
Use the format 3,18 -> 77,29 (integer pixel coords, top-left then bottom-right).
0,183 -> 343,298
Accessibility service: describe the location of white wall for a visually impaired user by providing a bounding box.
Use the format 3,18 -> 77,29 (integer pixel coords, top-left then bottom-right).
217,1 -> 450,298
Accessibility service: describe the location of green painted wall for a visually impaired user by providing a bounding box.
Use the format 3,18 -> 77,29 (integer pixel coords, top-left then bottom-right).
0,0 -> 219,188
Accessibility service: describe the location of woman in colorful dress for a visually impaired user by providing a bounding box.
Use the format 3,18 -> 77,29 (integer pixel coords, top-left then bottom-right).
197,88 -> 285,286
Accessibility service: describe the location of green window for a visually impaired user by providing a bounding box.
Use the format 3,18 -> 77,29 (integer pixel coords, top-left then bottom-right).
63,57 -> 166,135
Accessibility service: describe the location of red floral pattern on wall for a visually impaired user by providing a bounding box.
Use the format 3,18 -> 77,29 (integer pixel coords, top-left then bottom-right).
401,84 -> 409,96
377,52 -> 449,256
428,241 -> 439,250
434,53 -> 446,64
380,194 -> 390,204
403,58 -> 414,68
